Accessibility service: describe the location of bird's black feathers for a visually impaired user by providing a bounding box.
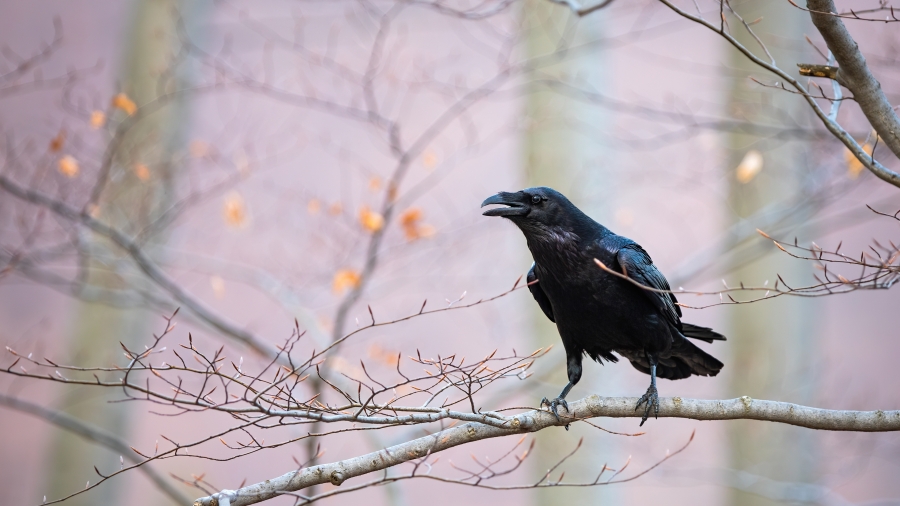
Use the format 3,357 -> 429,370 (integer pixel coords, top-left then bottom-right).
527,263 -> 555,323
616,244 -> 682,328
482,187 -> 726,416
681,323 -> 726,343
615,245 -> 726,344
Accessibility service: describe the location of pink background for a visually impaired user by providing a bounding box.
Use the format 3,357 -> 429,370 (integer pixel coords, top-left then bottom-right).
1,1 -> 899,505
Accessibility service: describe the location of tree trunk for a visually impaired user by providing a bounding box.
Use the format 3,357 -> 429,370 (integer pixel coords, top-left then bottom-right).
521,1 -> 618,503
43,1 -> 202,504
725,1 -> 818,504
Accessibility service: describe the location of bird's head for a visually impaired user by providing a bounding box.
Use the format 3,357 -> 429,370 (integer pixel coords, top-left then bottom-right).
481,187 -> 592,239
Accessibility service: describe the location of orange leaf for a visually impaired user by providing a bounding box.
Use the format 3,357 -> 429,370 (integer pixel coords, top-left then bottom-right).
359,206 -> 384,232
307,199 -> 321,215
422,149 -> 438,170
112,93 -> 137,115
134,163 -> 150,181
735,150 -> 763,184
49,129 -> 66,152
333,269 -> 361,293
399,208 -> 434,240
58,155 -> 79,178
90,110 -> 106,129
223,192 -> 247,228
400,208 -> 422,226
845,143 -> 872,179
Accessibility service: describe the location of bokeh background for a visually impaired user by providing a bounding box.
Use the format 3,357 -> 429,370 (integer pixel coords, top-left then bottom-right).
1,0 -> 899,505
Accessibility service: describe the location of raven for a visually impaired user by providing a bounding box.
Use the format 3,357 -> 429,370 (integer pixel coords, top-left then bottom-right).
482,187 -> 725,425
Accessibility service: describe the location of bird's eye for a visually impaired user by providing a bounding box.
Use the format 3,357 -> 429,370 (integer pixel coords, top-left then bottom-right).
531,195 -> 542,204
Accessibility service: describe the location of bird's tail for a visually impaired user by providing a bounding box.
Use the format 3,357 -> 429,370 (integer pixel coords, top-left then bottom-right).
681,322 -> 726,343
661,337 -> 723,379
628,337 -> 723,380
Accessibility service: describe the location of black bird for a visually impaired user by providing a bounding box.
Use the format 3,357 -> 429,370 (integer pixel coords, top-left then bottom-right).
482,187 -> 725,425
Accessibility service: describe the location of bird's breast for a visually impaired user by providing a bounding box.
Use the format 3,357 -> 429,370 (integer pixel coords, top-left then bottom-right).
534,256 -> 657,352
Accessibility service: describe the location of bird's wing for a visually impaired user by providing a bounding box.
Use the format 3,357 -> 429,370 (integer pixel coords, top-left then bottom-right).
527,262 -> 555,323
616,243 -> 682,329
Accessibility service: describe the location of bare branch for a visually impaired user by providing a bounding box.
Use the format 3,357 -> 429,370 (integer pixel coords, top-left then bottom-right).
548,0 -> 618,16
807,0 -> 900,161
796,63 -> 841,83
657,0 -> 900,187
788,0 -> 900,23
0,394 -> 191,505
0,174 -> 284,361
193,394 -> 900,506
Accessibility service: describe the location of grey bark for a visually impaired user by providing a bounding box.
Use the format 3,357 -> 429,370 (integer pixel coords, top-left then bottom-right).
193,395 -> 900,506
807,0 -> 900,160
42,2 -> 201,503
656,0 -> 900,187
724,2 -> 817,505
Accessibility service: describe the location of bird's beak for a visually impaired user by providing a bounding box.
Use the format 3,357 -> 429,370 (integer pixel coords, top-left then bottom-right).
481,192 -> 528,217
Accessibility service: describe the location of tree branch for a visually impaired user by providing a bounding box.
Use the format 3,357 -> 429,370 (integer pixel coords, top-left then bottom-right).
796,63 -> 843,84
0,394 -> 191,505
548,0 -> 617,16
0,174 -> 284,361
657,0 -> 900,188
193,395 -> 900,506
807,0 -> 900,161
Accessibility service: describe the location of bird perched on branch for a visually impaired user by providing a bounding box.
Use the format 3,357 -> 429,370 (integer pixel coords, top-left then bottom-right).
482,187 -> 725,425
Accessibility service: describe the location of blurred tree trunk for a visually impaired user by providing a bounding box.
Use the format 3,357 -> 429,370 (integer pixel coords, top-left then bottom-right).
725,1 -> 818,504
522,1 -> 618,503
43,1 -> 203,504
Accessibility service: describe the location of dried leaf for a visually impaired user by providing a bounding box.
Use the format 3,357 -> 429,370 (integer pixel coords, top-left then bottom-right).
134,163 -> 150,181
422,149 -> 438,170
400,208 -> 422,226
333,269 -> 361,293
58,155 -> 79,178
90,110 -> 106,129
223,192 -> 248,228
735,150 -> 763,184
359,206 -> 384,232
845,143 -> 872,179
112,93 -> 137,115
399,208 -> 435,240
49,129 -> 65,152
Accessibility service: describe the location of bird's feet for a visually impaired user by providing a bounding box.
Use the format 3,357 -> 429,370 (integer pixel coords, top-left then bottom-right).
540,396 -> 569,421
634,385 -> 659,426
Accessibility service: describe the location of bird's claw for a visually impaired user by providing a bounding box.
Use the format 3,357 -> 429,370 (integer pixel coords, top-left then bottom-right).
540,396 -> 569,421
634,385 -> 659,426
